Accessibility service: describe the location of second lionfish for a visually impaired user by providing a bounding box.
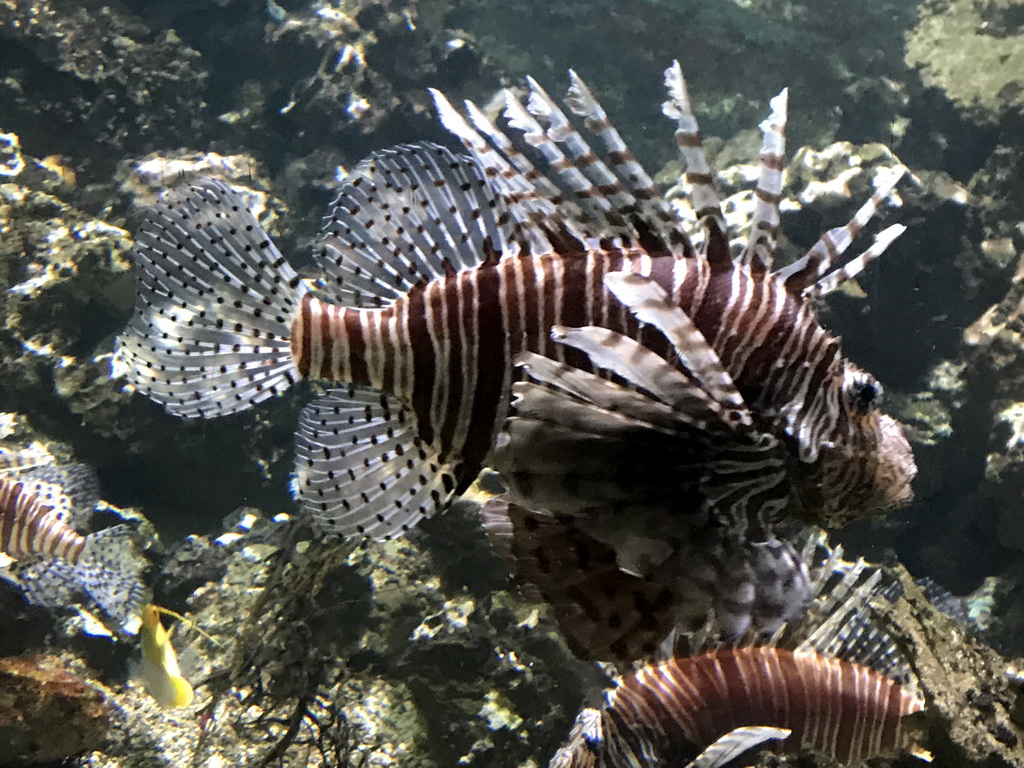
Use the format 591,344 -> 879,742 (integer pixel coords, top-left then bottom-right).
115,62 -> 916,545
547,541 -> 933,768
0,446 -> 149,632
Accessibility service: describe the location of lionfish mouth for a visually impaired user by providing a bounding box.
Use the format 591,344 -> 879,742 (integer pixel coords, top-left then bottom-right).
808,413 -> 917,529
876,414 -> 917,510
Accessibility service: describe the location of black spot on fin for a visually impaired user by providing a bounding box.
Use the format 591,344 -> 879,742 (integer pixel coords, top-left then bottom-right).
293,386 -> 456,541
117,177 -> 300,419
314,143 -> 509,308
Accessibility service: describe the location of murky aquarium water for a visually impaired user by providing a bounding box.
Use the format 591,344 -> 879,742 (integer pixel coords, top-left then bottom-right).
1,0 -> 1024,766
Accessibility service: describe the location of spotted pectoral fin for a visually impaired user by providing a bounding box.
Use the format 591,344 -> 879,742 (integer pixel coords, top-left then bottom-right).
479,499 -> 676,664
685,726 -> 791,768
10,556 -> 81,610
80,525 -> 151,634
293,386 -> 457,541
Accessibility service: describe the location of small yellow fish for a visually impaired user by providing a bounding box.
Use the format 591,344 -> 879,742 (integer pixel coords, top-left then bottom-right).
138,604 -> 194,708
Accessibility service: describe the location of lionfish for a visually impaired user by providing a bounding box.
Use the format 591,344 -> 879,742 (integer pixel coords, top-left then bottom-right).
548,543 -> 932,768
0,447 -> 149,632
115,62 -> 914,553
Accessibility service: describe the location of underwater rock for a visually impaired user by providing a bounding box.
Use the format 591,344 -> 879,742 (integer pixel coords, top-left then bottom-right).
907,0 -> 1024,124
118,150 -> 283,227
0,653 -> 108,763
957,244 -> 1024,556
878,565 -> 1024,767
76,506 -> 593,767
0,0 -> 209,180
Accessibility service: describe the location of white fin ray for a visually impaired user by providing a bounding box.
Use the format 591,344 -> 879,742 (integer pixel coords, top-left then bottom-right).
809,223 -> 906,297
548,325 -> 740,423
293,387 -> 455,540
775,165 -> 907,294
739,89 -> 787,272
503,89 -> 628,237
521,77 -> 640,238
564,70 -> 688,256
602,272 -> 749,416
514,351 -> 731,434
684,726 -> 791,768
116,178 -> 300,418
661,61 -> 726,237
463,97 -> 591,232
430,90 -> 564,255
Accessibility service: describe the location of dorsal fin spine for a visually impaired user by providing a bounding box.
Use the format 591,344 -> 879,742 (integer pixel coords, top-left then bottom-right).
740,88 -> 787,274
661,61 -> 729,265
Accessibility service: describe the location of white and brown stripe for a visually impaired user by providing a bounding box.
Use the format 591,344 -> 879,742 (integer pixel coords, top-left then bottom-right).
289,246 -> 846,494
0,476 -> 85,564
600,647 -> 922,766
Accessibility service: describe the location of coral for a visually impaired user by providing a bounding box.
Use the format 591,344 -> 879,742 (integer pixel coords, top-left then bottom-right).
0,654 -> 108,763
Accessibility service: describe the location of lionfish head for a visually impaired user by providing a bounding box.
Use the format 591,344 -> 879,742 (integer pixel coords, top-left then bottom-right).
808,365 -> 916,528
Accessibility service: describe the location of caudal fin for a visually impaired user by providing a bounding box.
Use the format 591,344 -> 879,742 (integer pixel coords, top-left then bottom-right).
116,178 -> 302,419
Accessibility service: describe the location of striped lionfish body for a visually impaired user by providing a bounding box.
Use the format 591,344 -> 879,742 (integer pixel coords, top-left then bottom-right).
548,549 -> 930,768
0,472 -> 87,563
0,453 -> 148,632
116,62 -> 915,546
556,648 -> 923,768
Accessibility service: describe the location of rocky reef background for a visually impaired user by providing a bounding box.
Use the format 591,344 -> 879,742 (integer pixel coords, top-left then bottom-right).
5,0 -> 1024,765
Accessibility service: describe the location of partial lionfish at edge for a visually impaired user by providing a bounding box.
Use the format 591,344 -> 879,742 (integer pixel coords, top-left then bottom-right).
547,541 -> 932,768
0,449 -> 149,633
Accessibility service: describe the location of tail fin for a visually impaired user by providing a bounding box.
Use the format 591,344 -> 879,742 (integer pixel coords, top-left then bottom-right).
116,178 -> 302,419
79,526 -> 150,634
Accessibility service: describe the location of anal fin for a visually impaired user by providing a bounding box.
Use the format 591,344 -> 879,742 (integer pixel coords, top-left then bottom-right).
294,386 -> 456,540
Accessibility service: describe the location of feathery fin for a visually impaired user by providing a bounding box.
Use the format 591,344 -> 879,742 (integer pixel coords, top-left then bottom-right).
116,178 -> 301,418
314,143 -> 508,307
293,387 -> 456,540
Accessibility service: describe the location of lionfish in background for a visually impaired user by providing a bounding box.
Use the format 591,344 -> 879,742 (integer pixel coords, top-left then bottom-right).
114,61 -> 915,559
548,541 -> 932,768
0,446 -> 149,633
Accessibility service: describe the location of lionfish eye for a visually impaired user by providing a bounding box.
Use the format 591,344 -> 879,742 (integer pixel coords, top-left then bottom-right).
847,374 -> 882,414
